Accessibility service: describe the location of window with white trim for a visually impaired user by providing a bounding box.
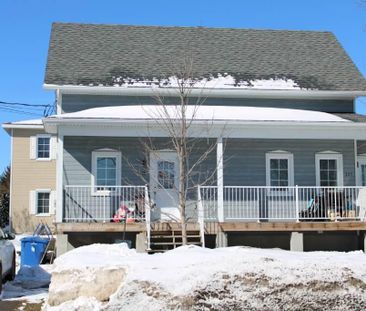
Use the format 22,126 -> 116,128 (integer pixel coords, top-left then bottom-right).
266,152 -> 294,189
37,191 -> 50,214
92,150 -> 121,191
37,135 -> 51,159
315,153 -> 343,187
29,189 -> 55,215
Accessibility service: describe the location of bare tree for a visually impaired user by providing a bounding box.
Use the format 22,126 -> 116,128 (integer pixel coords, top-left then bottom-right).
127,58 -> 220,246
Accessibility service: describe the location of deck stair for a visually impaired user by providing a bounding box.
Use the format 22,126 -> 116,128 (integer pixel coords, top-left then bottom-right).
148,226 -> 202,253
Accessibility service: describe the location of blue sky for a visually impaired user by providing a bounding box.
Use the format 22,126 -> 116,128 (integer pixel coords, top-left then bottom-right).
1,0 -> 366,172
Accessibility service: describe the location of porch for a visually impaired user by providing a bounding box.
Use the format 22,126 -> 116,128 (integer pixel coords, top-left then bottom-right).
56,184 -> 366,254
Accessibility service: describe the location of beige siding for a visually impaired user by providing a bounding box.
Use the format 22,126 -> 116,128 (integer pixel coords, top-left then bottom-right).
11,129 -> 56,233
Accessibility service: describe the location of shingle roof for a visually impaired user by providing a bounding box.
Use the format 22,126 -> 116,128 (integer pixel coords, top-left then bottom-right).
44,23 -> 366,91
336,113 -> 366,123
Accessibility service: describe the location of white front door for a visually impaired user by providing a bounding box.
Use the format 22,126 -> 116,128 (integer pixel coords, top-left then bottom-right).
150,151 -> 180,220
358,156 -> 366,186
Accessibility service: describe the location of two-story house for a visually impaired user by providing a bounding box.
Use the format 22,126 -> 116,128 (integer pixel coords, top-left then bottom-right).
4,23 -> 366,254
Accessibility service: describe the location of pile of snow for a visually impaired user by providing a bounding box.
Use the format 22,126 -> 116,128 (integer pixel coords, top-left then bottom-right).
2,266 -> 51,303
48,244 -> 133,306
49,105 -> 348,123
111,74 -> 307,90
45,244 -> 366,311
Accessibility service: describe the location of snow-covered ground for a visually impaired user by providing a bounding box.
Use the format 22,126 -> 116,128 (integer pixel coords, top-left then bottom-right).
0,233 -> 54,308
45,244 -> 366,311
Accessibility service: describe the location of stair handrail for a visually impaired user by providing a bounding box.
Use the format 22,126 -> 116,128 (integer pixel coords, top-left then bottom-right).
144,185 -> 151,250
197,185 -> 205,248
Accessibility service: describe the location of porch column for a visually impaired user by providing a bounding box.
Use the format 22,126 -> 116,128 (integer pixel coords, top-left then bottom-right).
217,137 -> 224,222
56,234 -> 74,257
136,232 -> 147,253
216,231 -> 228,248
290,232 -> 304,252
55,132 -> 64,223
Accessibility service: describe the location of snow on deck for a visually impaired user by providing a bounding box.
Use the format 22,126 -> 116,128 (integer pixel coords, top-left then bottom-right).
49,105 -> 348,123
46,244 -> 366,311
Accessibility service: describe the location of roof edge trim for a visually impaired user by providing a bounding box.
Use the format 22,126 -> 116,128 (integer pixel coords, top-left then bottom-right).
43,84 -> 366,100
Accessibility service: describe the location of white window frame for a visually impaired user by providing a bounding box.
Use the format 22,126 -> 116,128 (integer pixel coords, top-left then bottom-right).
35,189 -> 51,216
315,152 -> 343,187
266,151 -> 294,193
36,134 -> 51,161
91,150 -> 121,195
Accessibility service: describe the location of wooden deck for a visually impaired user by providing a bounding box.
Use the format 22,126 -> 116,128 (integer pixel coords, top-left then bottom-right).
56,221 -> 366,234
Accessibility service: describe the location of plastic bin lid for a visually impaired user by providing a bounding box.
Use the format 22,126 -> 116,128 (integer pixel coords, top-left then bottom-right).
21,236 -> 50,243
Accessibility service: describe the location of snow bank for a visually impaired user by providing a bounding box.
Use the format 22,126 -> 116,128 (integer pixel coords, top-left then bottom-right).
50,105 -> 348,123
48,244 -> 132,306
52,243 -> 135,272
45,244 -> 366,311
2,266 -> 51,303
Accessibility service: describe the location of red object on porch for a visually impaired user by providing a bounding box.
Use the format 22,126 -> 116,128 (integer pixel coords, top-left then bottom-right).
113,204 -> 130,222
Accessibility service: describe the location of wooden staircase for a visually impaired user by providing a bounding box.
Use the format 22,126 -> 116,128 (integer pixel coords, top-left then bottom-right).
148,227 -> 202,253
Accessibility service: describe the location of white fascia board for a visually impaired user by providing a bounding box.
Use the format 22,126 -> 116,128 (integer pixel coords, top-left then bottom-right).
43,84 -> 366,100
2,123 -> 44,135
43,117 -> 366,128
43,119 -> 366,140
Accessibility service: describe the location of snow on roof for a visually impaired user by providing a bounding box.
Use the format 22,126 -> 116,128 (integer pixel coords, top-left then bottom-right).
2,119 -> 44,134
49,105 -> 348,123
110,75 -> 306,90
6,119 -> 43,125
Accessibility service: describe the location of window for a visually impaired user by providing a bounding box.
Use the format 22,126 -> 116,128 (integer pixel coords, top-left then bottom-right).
315,153 -> 343,187
29,189 -> 54,215
158,160 -> 175,189
92,150 -> 121,191
266,152 -> 294,189
37,191 -> 50,214
37,135 -> 51,159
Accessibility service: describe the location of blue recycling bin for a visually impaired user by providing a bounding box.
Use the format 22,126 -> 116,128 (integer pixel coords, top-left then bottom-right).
20,236 -> 49,266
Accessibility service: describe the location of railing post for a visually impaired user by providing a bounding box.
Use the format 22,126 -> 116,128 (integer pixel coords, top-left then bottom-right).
295,185 -> 299,222
197,185 -> 205,248
144,185 -> 151,250
217,137 -> 224,222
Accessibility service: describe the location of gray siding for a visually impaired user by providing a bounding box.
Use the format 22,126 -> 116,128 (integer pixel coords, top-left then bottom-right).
223,139 -> 355,186
62,94 -> 354,114
64,137 -> 356,187
357,140 -> 366,155
63,137 -> 356,221
63,136 -> 216,187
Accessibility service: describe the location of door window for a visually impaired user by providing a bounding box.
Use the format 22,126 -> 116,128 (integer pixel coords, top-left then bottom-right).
158,160 -> 175,189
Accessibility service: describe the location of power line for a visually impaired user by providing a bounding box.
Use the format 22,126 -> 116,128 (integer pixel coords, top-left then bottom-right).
0,100 -> 49,108
0,99 -> 55,117
0,106 -> 44,117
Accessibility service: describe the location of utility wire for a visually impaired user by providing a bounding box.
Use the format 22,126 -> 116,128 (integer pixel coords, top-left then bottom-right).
0,106 -> 44,117
0,100 -> 55,117
0,100 -> 49,108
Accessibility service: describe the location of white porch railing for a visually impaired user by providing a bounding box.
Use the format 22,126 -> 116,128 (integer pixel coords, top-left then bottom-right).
64,185 -> 152,250
64,185 -> 150,223
198,186 -> 366,222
